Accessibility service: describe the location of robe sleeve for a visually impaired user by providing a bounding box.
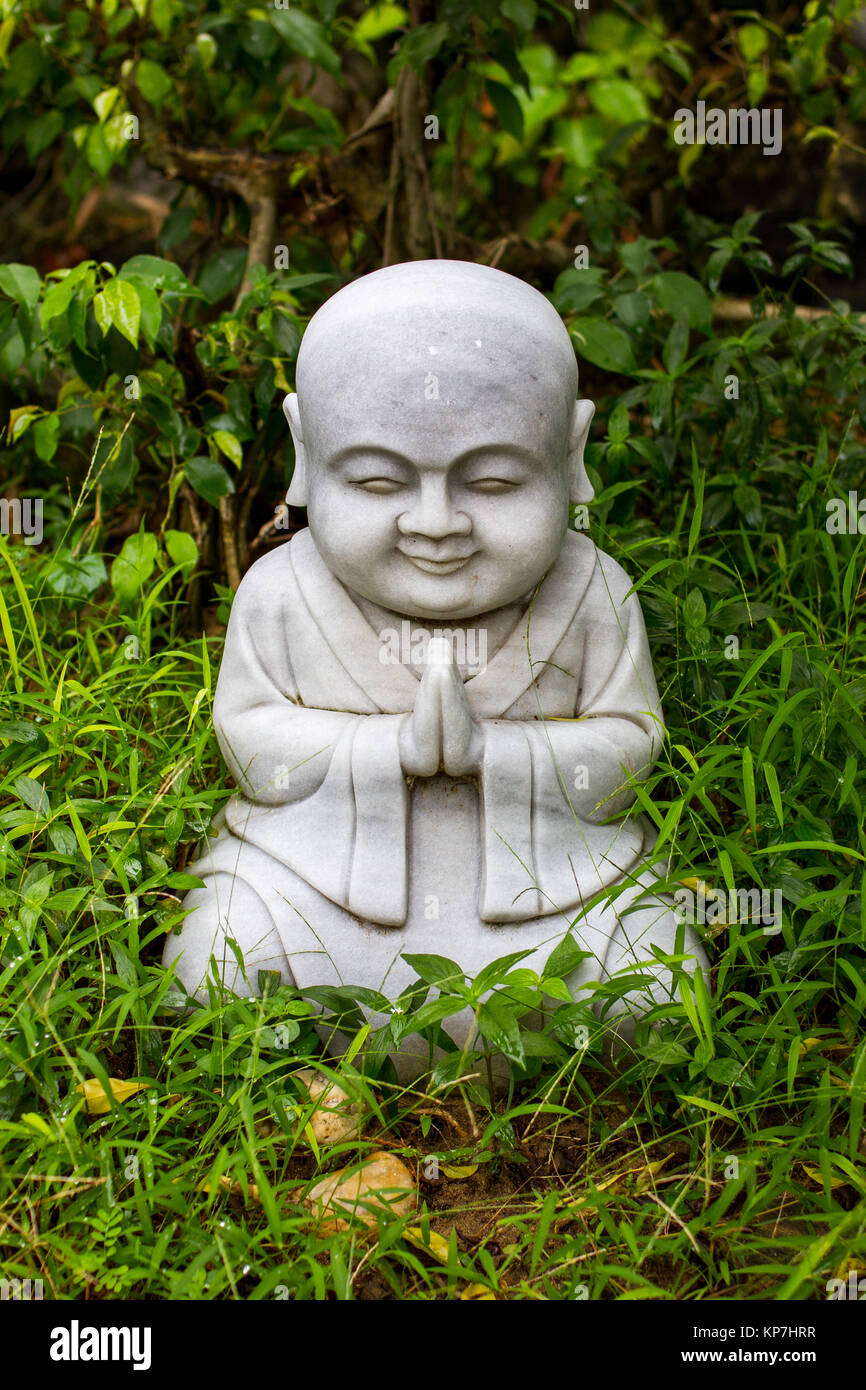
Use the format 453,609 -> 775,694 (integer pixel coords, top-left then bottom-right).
527,559 -> 664,823
476,554 -> 662,922
213,553 -> 409,923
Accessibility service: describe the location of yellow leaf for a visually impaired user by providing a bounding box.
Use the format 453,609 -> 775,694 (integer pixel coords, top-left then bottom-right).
441,1163 -> 478,1179
197,1174 -> 261,1203
594,1171 -> 624,1193
634,1155 -> 675,1192
7,406 -> 42,444
801,1165 -> 845,1189
460,1283 -> 496,1300
404,1226 -> 451,1263
272,359 -> 291,393
0,16 -> 16,69
77,1077 -> 148,1113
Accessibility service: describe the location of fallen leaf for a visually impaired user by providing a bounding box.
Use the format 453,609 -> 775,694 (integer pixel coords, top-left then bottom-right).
460,1283 -> 497,1300
441,1163 -> 478,1179
634,1155 -> 675,1192
197,1174 -> 261,1203
77,1078 -> 148,1114
801,1165 -> 846,1189
404,1226 -> 451,1262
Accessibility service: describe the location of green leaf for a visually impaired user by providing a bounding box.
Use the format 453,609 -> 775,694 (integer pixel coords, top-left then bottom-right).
388,21 -> 449,78
15,775 -> 50,817
551,267 -> 606,314
0,720 -> 43,746
473,949 -> 537,997
94,278 -> 141,346
401,953 -> 465,989
41,262 -> 95,326
25,109 -> 63,161
49,823 -> 79,857
352,3 -> 407,45
119,255 -> 199,296
733,484 -> 762,527
738,22 -> 767,63
269,8 -> 340,76
485,79 -> 524,142
501,0 -> 537,30
135,58 -> 173,106
607,401 -> 630,443
570,317 -> 636,374
409,996 -> 468,1032
477,996 -> 525,1066
158,206 -> 195,254
612,291 -> 651,329
184,457 -> 236,508
198,248 -> 247,304
683,588 -> 706,627
94,86 -> 121,122
212,430 -> 243,468
33,414 -> 60,462
640,1037 -> 690,1067
587,78 -> 649,124
0,263 -> 41,312
45,550 -> 108,600
651,272 -> 712,334
165,530 -> 198,577
663,310 -> 690,376
545,933 -> 592,980
111,530 -> 158,606
95,432 -> 137,497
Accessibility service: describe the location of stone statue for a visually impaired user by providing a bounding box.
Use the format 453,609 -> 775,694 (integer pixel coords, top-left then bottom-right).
164,259 -> 708,1076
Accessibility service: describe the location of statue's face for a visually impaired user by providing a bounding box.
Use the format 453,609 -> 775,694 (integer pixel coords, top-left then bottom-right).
299,336 -> 573,621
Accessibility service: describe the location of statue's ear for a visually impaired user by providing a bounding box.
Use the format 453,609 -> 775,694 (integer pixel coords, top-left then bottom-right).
282,394 -> 308,506
568,398 -> 595,505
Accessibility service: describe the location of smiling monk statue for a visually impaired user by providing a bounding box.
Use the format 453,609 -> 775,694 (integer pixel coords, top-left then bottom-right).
164,259 -> 708,1074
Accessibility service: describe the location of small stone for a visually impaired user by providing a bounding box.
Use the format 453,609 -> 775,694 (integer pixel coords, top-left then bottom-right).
295,1067 -> 363,1147
305,1151 -> 416,1233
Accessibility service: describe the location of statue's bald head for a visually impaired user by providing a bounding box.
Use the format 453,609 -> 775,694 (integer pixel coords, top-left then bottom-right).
296,258 -> 578,414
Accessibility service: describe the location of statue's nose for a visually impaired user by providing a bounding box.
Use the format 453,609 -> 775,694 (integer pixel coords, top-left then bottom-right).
396,478 -> 471,539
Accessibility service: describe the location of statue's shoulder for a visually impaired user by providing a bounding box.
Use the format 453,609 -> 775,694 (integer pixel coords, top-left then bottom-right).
566,532 -> 639,610
234,530 -> 310,604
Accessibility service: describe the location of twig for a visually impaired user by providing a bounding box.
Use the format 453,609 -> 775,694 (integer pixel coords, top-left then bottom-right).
219,494 -> 242,591
712,297 -> 865,324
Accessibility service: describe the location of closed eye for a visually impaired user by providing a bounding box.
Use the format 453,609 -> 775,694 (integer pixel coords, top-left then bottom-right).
351,478 -> 406,494
467,478 -> 521,493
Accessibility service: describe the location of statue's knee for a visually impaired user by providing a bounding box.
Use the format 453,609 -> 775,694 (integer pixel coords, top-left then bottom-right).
162,876 -> 295,1001
593,899 -> 709,1052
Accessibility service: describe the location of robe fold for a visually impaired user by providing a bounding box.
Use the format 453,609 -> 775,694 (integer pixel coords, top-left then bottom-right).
211,526 -> 664,928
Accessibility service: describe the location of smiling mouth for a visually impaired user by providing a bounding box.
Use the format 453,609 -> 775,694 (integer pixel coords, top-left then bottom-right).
399,551 -> 478,575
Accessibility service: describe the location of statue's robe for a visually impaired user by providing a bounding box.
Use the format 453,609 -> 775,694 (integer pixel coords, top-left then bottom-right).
202,526 -> 666,930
